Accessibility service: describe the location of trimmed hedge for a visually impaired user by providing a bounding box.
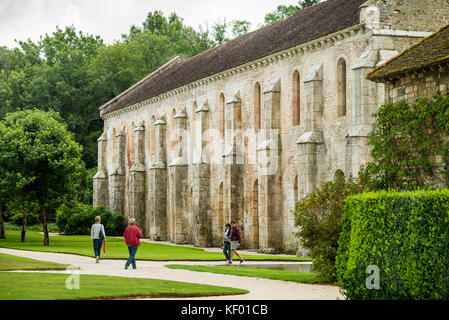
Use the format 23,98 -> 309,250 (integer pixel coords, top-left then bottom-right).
56,202 -> 125,236
336,189 -> 449,300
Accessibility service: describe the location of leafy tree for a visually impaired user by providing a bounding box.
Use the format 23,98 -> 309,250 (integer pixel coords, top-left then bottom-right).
212,19 -> 230,45
0,199 -> 5,239
231,20 -> 252,38
0,109 -> 84,245
0,27 -> 104,168
264,0 -> 321,25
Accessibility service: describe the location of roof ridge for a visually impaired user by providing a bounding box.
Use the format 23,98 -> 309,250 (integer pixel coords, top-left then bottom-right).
101,0 -> 366,116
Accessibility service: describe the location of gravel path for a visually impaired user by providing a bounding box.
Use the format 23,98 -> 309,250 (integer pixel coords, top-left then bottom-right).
0,248 -> 343,300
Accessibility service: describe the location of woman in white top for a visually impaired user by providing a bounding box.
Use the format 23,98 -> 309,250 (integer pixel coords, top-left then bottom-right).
91,216 -> 106,263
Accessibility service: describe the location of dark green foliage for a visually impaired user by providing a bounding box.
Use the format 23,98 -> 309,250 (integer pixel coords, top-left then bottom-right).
336,189 -> 449,300
0,109 -> 85,244
0,12 -> 215,169
264,0 -> 320,25
360,95 -> 449,191
294,175 -> 366,283
8,211 -> 40,226
56,202 -> 125,236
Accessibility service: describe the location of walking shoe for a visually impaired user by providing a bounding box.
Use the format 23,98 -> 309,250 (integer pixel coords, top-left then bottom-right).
96,256 -> 99,263
228,261 -> 232,265
240,259 -> 245,264
125,266 -> 128,270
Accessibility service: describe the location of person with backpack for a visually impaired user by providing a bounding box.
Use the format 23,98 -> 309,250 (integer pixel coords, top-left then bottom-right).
229,221 -> 244,264
123,218 -> 142,270
91,216 -> 106,264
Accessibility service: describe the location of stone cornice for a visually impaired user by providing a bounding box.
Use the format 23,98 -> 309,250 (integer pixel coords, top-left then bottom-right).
102,23 -> 365,121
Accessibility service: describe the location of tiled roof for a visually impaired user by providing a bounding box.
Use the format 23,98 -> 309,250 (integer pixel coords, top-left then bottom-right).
101,0 -> 366,116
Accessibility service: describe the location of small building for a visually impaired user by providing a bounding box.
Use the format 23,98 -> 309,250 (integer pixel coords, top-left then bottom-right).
367,23 -> 449,187
367,23 -> 449,103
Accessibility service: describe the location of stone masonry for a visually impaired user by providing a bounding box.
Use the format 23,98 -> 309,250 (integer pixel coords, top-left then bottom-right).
93,0 -> 449,253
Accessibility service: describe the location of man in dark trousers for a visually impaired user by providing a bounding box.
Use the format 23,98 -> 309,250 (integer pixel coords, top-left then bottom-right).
123,218 -> 142,270
229,221 -> 244,264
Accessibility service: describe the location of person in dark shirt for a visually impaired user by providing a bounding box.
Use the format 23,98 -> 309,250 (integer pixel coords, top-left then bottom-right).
229,221 -> 244,264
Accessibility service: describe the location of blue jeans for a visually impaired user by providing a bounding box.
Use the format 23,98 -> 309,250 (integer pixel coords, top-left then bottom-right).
223,241 -> 231,261
125,244 -> 139,269
93,239 -> 103,258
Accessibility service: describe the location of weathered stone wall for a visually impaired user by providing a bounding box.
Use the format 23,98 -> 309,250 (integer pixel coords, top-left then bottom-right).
363,0 -> 449,32
385,66 -> 449,104
94,0 -> 449,253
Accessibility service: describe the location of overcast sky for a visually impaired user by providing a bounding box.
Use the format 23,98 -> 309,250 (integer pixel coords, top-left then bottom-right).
0,0 -> 300,48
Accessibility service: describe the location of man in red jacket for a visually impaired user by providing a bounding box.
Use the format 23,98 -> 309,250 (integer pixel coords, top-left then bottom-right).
123,218 -> 142,270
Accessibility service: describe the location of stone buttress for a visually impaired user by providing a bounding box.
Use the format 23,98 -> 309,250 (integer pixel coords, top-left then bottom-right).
258,79 -> 283,253
129,123 -> 146,233
148,119 -> 168,240
93,131 -> 109,208
168,111 -> 190,243
109,127 -> 126,215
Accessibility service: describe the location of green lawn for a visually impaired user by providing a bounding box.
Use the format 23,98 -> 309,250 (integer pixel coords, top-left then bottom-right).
165,264 -> 319,284
0,272 -> 248,300
0,230 -> 311,261
0,253 -> 69,271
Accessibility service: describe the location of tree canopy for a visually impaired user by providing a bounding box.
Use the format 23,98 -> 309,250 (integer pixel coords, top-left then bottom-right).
0,3 -> 321,170
264,0 -> 321,25
0,109 -> 84,244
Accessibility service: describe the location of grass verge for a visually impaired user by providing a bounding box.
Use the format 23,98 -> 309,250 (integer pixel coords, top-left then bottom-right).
0,272 -> 248,300
0,253 -> 69,271
0,230 -> 311,261
165,264 -> 319,284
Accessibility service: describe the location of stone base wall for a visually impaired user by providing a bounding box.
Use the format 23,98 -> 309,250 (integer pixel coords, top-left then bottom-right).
386,66 -> 449,104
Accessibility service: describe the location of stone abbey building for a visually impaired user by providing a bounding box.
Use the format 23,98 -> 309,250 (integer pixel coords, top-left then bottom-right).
93,0 -> 449,253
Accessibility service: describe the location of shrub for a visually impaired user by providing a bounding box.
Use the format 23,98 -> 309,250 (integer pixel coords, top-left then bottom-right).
336,189 -> 449,300
56,202 -> 125,236
294,175 -> 366,283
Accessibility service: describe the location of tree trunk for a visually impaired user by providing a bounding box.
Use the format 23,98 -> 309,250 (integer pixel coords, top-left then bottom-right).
21,211 -> 27,242
41,207 -> 49,246
0,200 -> 5,239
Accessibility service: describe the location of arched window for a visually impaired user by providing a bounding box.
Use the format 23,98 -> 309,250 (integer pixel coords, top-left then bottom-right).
219,93 -> 225,137
337,58 -> 347,117
292,70 -> 301,126
334,169 -> 345,182
111,128 -> 117,164
192,101 -> 198,156
149,116 -> 156,156
254,82 -> 261,132
251,179 -> 259,248
293,175 -> 298,206
218,183 -> 224,230
129,122 -> 135,166
170,109 -> 177,150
